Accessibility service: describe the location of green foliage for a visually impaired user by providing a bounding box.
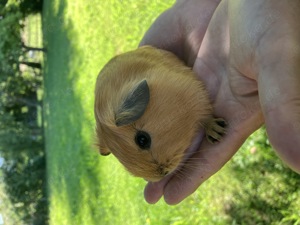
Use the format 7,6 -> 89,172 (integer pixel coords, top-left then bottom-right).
18,0 -> 43,16
0,75 -> 42,138
227,128 -> 300,224
0,1 -> 43,126
0,113 -> 40,154
0,3 -> 43,83
0,112 -> 47,224
0,5 -> 47,225
0,0 -> 8,7
0,181 -> 24,225
4,0 -> 43,16
0,5 -> 23,79
2,153 -> 47,224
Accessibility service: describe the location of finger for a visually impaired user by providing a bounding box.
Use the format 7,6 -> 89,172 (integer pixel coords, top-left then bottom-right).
194,0 -> 230,99
159,0 -> 263,204
139,0 -> 221,65
139,5 -> 183,53
144,130 -> 205,204
257,32 -> 300,173
255,1 -> 300,173
144,175 -> 172,204
162,109 -> 262,205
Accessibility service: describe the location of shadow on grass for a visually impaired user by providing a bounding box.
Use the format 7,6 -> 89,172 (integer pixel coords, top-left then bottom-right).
43,0 -> 103,223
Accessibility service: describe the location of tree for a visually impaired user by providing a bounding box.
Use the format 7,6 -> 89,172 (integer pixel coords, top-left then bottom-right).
0,2 -> 47,224
1,0 -> 43,16
0,0 -> 8,7
0,4 -> 43,125
0,3 -> 46,80
18,0 -> 44,16
0,5 -> 23,79
0,113 -> 47,224
1,74 -> 42,126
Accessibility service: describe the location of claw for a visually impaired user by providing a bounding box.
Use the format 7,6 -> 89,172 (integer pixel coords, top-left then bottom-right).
204,118 -> 227,144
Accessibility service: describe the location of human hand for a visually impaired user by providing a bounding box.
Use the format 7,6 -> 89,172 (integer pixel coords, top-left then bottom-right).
140,0 -> 300,205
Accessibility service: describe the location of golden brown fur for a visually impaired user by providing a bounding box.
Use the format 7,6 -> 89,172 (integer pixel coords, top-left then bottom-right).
94,46 -> 225,181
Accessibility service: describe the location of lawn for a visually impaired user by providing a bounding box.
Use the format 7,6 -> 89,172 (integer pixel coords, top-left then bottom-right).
42,1 -> 300,225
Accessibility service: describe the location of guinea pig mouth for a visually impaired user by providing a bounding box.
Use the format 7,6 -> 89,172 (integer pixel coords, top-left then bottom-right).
143,130 -> 205,182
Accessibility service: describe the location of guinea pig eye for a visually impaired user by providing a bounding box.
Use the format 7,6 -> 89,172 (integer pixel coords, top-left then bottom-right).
135,131 -> 151,150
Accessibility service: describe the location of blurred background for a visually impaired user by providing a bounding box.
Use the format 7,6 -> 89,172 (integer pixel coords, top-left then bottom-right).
0,0 -> 299,224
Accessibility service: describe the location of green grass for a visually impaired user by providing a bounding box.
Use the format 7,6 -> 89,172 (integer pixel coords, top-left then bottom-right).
42,1 -> 300,225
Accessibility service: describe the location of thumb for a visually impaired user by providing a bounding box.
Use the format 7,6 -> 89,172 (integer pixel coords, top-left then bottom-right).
162,111 -> 262,205
257,22 -> 300,173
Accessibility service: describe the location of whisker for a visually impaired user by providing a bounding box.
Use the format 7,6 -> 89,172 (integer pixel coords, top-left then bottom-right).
175,168 -> 193,181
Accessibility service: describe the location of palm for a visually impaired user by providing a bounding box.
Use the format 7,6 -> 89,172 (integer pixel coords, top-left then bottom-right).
140,0 -> 300,204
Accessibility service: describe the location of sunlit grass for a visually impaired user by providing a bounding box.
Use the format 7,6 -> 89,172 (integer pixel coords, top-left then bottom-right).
43,0 -> 300,224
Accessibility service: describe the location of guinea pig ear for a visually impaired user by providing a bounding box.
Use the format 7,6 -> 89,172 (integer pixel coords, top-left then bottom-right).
95,138 -> 111,156
115,80 -> 150,126
99,146 -> 111,156
95,127 -> 111,156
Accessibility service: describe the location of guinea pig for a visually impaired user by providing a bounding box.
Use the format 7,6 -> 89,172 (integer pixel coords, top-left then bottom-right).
94,46 -> 226,182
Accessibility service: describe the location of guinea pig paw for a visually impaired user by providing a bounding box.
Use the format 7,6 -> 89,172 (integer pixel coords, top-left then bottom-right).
205,118 -> 227,144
